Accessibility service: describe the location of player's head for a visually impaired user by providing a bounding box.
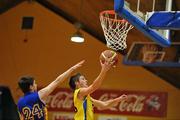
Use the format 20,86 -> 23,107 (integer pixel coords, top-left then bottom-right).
69,73 -> 88,91
18,76 -> 37,94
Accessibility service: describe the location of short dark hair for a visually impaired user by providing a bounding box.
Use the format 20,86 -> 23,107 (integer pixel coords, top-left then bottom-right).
18,76 -> 34,94
69,73 -> 82,90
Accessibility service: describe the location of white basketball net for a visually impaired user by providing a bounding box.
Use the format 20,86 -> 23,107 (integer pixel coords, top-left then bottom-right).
100,10 -> 134,51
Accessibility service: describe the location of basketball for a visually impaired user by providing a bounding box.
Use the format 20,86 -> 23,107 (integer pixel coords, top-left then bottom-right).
100,50 -> 119,67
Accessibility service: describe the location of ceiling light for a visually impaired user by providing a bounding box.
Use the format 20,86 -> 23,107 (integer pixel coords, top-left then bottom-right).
71,30 -> 84,43
71,0 -> 84,43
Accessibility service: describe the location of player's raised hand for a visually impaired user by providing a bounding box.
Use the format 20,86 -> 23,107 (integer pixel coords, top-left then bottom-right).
117,94 -> 128,101
100,57 -> 115,72
71,60 -> 85,70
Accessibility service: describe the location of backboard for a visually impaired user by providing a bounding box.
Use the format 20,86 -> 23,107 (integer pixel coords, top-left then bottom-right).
123,42 -> 180,67
114,0 -> 177,47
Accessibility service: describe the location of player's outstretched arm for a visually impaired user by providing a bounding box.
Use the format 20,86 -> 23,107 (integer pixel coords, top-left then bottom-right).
91,94 -> 127,110
39,60 -> 85,101
78,59 -> 113,98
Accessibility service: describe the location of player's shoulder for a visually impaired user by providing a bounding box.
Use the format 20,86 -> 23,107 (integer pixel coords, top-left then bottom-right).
24,92 -> 38,99
74,88 -> 80,92
18,92 -> 39,102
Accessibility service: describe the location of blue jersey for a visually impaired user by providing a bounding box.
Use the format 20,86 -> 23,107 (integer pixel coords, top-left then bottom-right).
17,92 -> 48,120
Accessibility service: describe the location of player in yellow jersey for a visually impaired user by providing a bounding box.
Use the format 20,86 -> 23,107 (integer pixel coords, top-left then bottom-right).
69,59 -> 127,120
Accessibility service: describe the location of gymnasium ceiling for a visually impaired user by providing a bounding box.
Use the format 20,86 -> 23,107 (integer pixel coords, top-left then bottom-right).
0,0 -> 180,89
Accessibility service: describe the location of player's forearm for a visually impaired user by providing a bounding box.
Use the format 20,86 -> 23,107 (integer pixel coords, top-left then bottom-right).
91,68 -> 107,91
39,60 -> 84,101
49,60 -> 84,89
53,67 -> 75,85
103,98 -> 119,109
39,66 -> 78,100
102,95 -> 127,109
40,67 -> 75,97
94,98 -> 119,110
92,98 -> 119,110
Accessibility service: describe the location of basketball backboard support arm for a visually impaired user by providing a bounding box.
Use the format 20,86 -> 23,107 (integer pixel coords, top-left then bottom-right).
146,11 -> 180,30
114,0 -> 171,47
146,0 -> 180,30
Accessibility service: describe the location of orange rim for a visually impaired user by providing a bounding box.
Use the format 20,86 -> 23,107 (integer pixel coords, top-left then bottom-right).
100,10 -> 128,23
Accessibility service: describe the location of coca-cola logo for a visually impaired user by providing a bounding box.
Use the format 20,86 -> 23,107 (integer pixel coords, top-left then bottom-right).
43,88 -> 167,117
119,95 -> 145,112
96,94 -> 145,113
46,91 -> 74,111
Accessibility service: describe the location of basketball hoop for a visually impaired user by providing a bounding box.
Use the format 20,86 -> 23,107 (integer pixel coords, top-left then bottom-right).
100,10 -> 134,51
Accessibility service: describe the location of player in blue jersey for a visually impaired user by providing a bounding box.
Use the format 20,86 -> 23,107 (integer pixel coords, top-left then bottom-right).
17,60 -> 84,120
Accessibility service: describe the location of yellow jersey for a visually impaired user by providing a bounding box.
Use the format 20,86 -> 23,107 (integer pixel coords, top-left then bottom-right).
74,89 -> 94,120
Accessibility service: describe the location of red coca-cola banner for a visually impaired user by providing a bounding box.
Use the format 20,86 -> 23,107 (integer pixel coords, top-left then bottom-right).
44,88 -> 167,117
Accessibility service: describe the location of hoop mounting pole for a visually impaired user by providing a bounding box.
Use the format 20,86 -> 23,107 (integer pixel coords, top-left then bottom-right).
164,0 -> 172,39
152,0 -> 156,11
